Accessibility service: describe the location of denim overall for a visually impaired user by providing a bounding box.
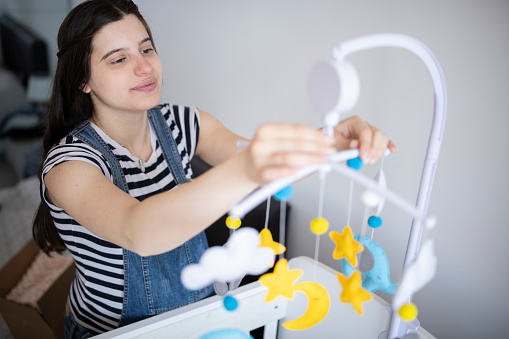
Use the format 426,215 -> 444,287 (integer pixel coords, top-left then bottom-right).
64,107 -> 213,338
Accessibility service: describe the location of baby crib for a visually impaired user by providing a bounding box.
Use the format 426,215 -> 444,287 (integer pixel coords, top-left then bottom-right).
93,257 -> 435,339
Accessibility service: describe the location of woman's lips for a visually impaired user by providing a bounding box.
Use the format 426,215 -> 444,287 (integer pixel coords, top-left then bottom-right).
132,78 -> 157,92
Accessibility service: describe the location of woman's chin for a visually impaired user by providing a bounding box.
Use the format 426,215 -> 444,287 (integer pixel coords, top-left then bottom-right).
133,92 -> 162,111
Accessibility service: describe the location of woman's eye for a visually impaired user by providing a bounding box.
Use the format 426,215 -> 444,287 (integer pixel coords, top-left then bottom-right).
111,57 -> 126,65
141,48 -> 154,54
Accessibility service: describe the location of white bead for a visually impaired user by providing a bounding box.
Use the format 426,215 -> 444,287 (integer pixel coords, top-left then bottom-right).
361,189 -> 380,208
425,215 -> 437,229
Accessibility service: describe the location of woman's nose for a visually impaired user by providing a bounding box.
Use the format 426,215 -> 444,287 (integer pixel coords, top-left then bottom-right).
134,55 -> 152,75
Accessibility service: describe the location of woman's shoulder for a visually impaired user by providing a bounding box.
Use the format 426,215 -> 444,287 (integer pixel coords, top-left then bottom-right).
50,131 -> 105,155
43,132 -> 110,175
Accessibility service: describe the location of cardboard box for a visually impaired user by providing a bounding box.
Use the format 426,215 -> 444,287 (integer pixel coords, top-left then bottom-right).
0,239 -> 75,339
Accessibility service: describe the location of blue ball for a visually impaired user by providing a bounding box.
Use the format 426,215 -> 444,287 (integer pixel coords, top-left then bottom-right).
223,295 -> 238,311
347,157 -> 364,170
274,185 -> 294,201
368,216 -> 383,228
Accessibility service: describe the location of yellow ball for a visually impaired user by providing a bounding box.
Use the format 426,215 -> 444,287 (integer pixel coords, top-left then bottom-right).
310,217 -> 329,235
398,303 -> 418,321
226,216 -> 241,230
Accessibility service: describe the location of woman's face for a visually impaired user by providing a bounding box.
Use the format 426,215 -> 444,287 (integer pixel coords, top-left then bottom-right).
83,15 -> 162,116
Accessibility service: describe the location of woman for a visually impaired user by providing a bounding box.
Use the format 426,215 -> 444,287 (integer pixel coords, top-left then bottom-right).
33,0 -> 396,337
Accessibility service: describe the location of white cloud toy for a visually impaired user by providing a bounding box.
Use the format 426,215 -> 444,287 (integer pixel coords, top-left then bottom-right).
181,227 -> 276,290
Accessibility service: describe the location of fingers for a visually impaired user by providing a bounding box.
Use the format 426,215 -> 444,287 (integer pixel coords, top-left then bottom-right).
244,118 -> 396,184
256,123 -> 334,146
336,115 -> 396,164
247,123 -> 335,183
359,127 -> 389,164
253,123 -> 335,156
388,140 -> 398,153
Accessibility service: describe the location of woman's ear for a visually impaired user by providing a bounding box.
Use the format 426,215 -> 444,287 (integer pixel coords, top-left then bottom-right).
80,83 -> 91,93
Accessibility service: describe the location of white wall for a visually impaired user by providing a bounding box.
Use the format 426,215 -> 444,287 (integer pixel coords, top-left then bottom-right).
139,1 -> 509,338
5,0 -> 507,337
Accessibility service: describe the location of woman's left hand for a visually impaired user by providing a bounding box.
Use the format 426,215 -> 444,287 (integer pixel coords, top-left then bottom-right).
333,115 -> 397,164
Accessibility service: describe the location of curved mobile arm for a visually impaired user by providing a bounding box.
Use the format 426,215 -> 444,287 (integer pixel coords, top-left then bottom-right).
229,148 -> 429,225
229,149 -> 391,219
335,33 -> 447,266
334,33 -> 447,339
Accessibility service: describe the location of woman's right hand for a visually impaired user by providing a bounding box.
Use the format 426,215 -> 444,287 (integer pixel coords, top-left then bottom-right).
244,123 -> 336,184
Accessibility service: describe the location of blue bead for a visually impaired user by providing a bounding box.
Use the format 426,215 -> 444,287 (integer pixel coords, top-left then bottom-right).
368,216 -> 383,228
347,157 -> 364,170
200,329 -> 254,339
223,295 -> 238,311
274,185 -> 294,201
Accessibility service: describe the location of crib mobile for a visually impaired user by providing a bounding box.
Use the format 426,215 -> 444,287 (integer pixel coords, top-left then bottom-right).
181,33 -> 446,339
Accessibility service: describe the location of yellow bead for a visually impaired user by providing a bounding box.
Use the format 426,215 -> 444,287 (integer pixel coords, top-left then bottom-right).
310,217 -> 329,235
398,303 -> 418,321
226,216 -> 241,229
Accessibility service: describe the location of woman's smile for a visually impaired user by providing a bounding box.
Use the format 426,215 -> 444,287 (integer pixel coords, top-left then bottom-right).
132,77 -> 157,92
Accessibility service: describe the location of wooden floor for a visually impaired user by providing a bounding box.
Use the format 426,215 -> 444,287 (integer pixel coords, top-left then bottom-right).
0,158 -> 26,339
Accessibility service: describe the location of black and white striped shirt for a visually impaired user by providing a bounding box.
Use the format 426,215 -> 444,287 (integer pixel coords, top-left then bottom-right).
41,104 -> 200,333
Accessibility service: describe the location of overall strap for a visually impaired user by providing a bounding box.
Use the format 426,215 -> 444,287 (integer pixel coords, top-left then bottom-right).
69,107 -> 191,193
147,107 -> 191,186
70,121 -> 129,193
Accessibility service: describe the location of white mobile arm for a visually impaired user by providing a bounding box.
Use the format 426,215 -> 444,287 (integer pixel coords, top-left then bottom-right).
334,33 -> 447,268
229,149 -> 428,223
231,33 -> 446,264
332,33 -> 447,339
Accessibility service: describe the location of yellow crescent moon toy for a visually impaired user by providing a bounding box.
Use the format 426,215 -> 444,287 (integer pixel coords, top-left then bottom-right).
259,259 -> 330,330
282,281 -> 330,330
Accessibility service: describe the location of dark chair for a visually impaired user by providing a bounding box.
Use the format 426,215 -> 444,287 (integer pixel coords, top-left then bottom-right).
0,14 -> 49,87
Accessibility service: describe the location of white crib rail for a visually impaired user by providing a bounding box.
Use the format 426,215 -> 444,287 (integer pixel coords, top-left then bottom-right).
93,257 -> 436,339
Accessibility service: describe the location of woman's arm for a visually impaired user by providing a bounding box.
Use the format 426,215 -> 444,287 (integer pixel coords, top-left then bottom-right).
45,112 -> 394,257
44,113 -> 335,256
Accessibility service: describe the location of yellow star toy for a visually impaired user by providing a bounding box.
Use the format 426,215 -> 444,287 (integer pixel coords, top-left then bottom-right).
259,258 -> 302,302
337,270 -> 372,314
329,226 -> 364,267
260,228 -> 286,255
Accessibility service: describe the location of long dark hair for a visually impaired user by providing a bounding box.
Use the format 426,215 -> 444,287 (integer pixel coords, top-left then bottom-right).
33,0 -> 156,254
